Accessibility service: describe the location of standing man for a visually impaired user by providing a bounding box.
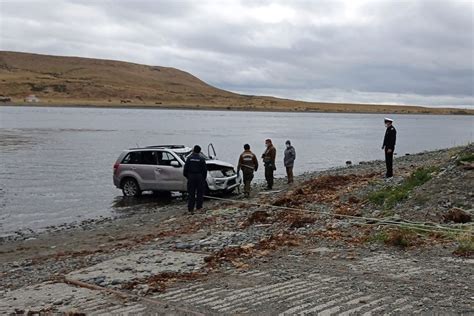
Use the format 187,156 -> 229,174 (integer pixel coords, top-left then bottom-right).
261,139 -> 276,190
183,145 -> 207,214
283,140 -> 296,184
237,144 -> 259,197
382,118 -> 397,178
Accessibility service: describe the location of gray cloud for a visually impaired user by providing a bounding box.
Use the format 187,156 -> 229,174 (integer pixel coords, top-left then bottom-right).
1,0 -> 472,107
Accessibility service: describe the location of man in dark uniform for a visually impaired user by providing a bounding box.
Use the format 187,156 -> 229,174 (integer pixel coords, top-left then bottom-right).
261,139 -> 276,190
237,144 -> 258,197
183,145 -> 207,214
382,118 -> 397,178
284,140 -> 296,184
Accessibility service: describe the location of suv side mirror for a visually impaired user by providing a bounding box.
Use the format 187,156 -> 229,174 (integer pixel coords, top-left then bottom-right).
170,161 -> 181,167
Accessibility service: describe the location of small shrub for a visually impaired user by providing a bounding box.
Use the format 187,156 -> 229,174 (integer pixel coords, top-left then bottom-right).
368,191 -> 389,205
407,167 -> 436,186
381,209 -> 395,217
51,84 -> 67,93
369,228 -> 421,248
384,190 -> 409,209
385,229 -> 417,248
369,231 -> 389,243
457,153 -> 474,164
29,84 -> 46,92
453,233 -> 474,257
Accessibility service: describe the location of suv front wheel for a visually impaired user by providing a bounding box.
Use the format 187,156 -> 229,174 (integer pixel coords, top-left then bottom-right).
122,178 -> 141,197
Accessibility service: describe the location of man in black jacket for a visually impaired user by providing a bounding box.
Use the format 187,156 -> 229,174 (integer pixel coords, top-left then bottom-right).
382,118 -> 397,178
183,145 -> 207,214
261,139 -> 276,190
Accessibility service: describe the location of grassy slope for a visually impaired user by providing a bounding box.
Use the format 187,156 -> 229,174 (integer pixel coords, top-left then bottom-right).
0,51 -> 472,115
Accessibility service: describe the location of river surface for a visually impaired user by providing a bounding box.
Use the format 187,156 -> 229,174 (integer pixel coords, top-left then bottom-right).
0,106 -> 473,235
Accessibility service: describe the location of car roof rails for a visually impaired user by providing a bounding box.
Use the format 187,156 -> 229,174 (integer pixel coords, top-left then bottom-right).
128,145 -> 187,150
144,145 -> 186,149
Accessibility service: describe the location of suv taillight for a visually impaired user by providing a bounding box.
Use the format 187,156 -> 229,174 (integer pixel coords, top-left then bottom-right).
113,162 -> 120,174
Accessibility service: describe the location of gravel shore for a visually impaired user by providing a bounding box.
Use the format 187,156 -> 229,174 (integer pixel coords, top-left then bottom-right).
1,144 -> 472,315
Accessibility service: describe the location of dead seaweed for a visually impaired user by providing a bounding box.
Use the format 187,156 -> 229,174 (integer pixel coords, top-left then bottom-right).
443,208 -> 472,223
204,233 -> 302,269
273,173 -> 377,208
244,210 -> 271,226
275,211 -> 317,229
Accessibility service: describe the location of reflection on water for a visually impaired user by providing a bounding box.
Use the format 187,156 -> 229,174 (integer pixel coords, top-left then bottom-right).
0,106 -> 472,234
0,130 -> 36,151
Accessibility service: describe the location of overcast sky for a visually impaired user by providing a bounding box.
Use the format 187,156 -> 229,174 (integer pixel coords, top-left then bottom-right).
1,0 -> 473,108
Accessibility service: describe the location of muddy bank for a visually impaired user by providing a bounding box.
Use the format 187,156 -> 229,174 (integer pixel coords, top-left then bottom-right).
0,144 -> 473,314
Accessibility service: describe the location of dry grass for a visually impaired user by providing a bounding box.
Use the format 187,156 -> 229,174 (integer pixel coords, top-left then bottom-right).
453,232 -> 474,257
1,51 -> 471,115
369,228 -> 424,248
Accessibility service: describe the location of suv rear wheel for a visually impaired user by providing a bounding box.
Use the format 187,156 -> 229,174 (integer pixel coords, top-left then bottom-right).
122,178 -> 141,197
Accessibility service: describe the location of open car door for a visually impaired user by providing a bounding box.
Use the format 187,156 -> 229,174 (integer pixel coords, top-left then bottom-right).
208,143 -> 217,159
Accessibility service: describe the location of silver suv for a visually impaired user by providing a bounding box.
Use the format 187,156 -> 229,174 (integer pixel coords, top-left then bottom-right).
113,144 -> 241,197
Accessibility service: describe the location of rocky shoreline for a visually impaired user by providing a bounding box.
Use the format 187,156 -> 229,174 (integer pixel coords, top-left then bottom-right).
0,144 -> 473,314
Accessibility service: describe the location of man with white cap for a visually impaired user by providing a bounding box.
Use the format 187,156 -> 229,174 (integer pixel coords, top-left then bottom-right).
382,117 -> 397,178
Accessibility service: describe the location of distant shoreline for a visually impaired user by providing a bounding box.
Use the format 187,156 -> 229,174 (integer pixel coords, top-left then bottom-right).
2,51 -> 472,116
1,102 -> 473,116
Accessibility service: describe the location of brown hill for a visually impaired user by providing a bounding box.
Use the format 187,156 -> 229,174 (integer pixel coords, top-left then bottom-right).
0,51 -> 471,115
0,51 -> 240,103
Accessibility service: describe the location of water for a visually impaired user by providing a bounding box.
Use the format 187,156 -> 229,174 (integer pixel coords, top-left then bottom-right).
0,106 -> 473,235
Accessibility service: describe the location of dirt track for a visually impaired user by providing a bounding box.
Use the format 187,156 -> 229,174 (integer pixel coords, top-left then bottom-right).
1,145 -> 473,315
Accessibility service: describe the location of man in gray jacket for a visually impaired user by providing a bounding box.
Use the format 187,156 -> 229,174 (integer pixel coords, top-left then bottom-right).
284,140 -> 296,184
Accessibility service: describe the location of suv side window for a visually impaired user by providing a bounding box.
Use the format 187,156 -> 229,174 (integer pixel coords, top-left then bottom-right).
158,151 -> 179,166
142,151 -> 158,165
122,151 -> 158,165
122,151 -> 142,164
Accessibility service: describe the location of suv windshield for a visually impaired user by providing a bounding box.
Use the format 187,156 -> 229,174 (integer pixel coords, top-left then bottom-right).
176,151 -> 210,161
176,150 -> 191,162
